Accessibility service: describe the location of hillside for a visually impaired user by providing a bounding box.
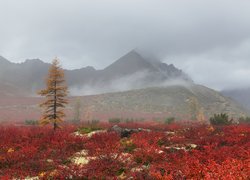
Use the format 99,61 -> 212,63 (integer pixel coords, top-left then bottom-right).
222,88 -> 250,110
76,84 -> 248,120
1,84 -> 247,122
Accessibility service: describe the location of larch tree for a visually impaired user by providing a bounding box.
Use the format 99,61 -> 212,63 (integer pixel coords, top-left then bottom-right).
38,58 -> 68,130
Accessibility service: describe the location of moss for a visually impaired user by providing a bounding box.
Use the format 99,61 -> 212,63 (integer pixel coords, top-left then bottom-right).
120,138 -> 136,153
77,127 -> 102,134
124,143 -> 136,153
157,139 -> 165,146
116,168 -> 125,176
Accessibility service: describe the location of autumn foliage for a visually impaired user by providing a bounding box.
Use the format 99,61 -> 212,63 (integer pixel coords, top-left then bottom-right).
38,58 -> 68,130
0,122 -> 249,179
0,125 -> 86,179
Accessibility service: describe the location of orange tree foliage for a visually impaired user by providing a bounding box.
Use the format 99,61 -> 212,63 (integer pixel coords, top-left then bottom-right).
38,58 -> 68,130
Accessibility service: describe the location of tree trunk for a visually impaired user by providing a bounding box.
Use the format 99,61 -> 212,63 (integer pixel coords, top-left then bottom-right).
53,122 -> 57,130
53,81 -> 57,130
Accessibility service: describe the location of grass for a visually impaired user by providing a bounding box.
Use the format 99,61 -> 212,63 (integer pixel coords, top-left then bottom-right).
77,126 -> 102,134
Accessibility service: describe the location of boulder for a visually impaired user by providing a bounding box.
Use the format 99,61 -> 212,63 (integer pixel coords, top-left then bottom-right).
109,125 -> 150,138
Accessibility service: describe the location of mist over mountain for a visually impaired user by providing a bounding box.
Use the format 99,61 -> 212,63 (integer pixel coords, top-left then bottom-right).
1,51 -> 249,121
222,88 -> 250,110
69,50 -> 192,95
0,50 -> 191,96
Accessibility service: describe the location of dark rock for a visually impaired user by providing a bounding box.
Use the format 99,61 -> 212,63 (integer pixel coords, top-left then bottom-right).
109,125 -> 150,138
121,129 -> 133,138
109,125 -> 123,134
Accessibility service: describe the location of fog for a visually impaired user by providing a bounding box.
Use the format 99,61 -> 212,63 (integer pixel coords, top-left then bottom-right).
1,0 -> 250,90
69,69 -> 192,96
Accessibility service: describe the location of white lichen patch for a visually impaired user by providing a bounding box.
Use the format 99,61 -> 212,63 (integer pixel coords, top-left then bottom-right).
165,146 -> 186,151
118,153 -> 133,163
70,149 -> 97,166
24,176 -> 39,180
86,130 -> 107,138
73,131 -> 85,137
73,130 -> 107,138
188,144 -> 197,149
74,149 -> 88,156
131,165 -> 149,172
165,131 -> 175,135
71,156 -> 90,165
156,149 -> 164,154
71,149 -> 90,165
165,143 -> 197,151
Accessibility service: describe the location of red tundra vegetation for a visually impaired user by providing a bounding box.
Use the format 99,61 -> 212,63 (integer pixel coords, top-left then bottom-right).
0,122 -> 249,179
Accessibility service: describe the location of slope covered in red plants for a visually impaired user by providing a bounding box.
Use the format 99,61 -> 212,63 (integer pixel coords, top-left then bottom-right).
0,123 -> 249,179
0,125 -> 86,179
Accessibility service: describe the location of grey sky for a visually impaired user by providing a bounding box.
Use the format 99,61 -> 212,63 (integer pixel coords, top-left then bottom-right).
1,0 -> 250,90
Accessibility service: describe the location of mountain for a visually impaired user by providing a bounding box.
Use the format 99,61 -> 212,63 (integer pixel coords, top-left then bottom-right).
222,88 -> 250,110
103,50 -> 155,77
0,50 -> 190,96
99,50 -> 190,83
0,84 -> 248,122
0,58 -> 51,96
1,51 -> 248,122
0,56 -> 12,66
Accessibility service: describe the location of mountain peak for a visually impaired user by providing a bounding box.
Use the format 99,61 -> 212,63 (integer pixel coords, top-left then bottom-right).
0,51 -> 192,96
104,50 -> 155,75
117,50 -> 147,64
126,49 -> 142,56
0,56 -> 12,65
23,59 -> 45,64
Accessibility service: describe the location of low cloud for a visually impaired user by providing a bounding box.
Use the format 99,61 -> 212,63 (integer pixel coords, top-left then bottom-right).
167,38 -> 250,90
1,0 -> 250,90
69,70 -> 191,96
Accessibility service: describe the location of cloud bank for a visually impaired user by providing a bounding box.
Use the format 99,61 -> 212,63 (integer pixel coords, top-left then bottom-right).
1,0 -> 250,90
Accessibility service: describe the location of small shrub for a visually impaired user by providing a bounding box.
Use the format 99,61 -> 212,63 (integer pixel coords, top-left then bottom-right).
91,119 -> 100,125
24,119 -> 39,126
157,139 -> 165,146
209,113 -> 233,125
164,117 -> 175,124
238,117 -> 250,124
109,118 -> 121,124
125,118 -> 135,123
120,138 -> 136,153
116,168 -> 125,176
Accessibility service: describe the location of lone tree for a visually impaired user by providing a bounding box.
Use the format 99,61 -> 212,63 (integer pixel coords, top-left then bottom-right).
38,58 -> 68,130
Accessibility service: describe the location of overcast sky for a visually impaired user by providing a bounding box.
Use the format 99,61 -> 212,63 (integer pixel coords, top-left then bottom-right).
1,0 -> 250,90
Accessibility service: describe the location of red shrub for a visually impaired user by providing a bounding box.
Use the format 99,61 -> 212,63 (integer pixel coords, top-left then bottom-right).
0,122 -> 249,179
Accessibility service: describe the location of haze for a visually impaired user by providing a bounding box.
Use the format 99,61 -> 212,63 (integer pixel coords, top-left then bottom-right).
1,0 -> 250,90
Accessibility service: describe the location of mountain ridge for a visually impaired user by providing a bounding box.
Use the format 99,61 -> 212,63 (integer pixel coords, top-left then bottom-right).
0,50 -> 190,96
0,52 -> 249,121
222,88 -> 250,110
80,84 -> 248,120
